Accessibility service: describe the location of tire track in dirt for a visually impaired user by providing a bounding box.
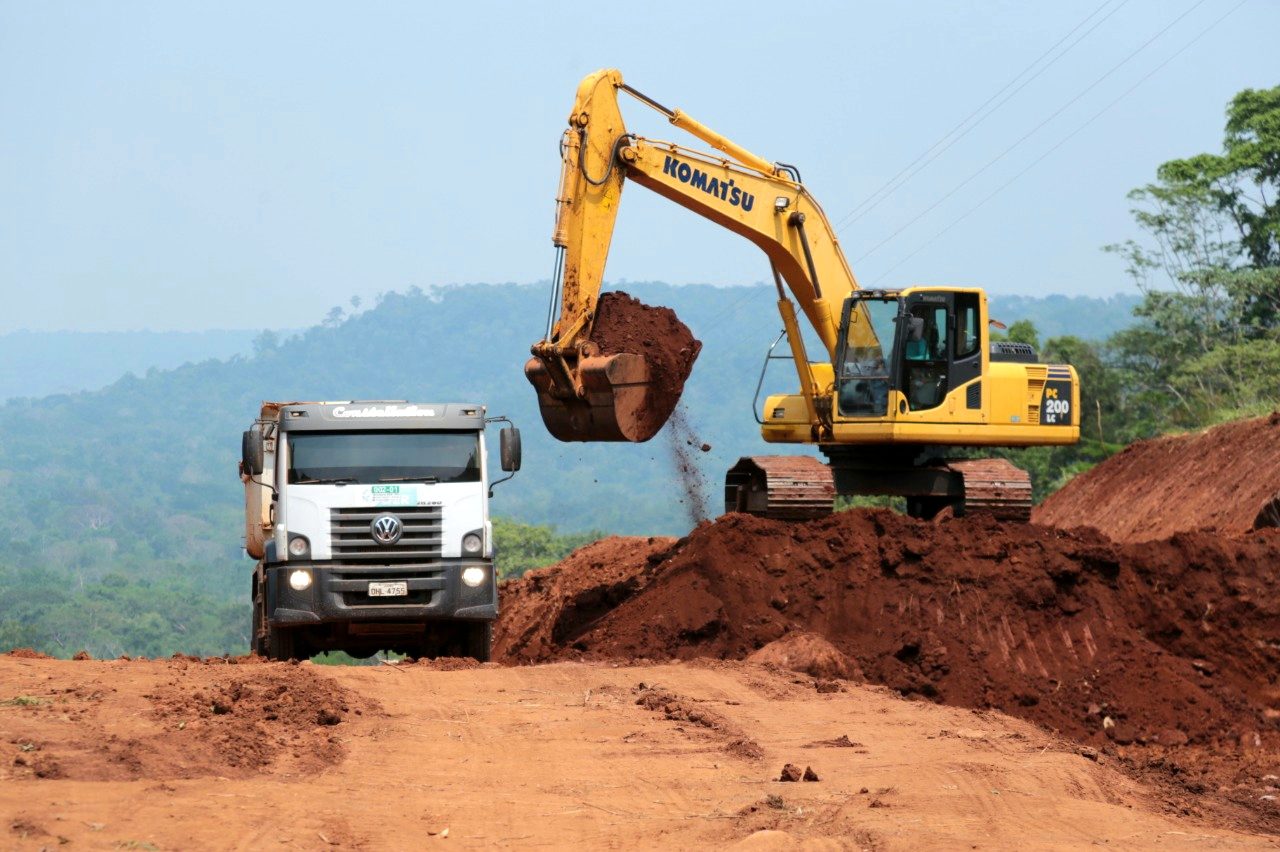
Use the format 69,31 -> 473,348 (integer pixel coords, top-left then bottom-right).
3,658 -> 1275,848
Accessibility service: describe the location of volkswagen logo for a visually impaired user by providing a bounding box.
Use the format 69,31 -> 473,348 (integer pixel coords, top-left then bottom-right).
370,513 -> 403,546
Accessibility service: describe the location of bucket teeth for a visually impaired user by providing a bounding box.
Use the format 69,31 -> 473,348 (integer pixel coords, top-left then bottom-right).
524,353 -> 665,442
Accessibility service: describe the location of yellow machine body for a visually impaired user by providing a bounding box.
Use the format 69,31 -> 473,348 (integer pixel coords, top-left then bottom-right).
528,69 -> 1080,517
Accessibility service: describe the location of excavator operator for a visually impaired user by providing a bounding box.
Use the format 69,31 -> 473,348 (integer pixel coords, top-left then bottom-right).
905,305 -> 949,409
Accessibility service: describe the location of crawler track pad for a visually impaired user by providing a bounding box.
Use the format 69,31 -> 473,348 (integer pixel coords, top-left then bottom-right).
725,456 -> 836,520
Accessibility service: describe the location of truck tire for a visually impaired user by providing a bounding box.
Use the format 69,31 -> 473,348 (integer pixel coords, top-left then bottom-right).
464,622 -> 492,663
250,573 -> 267,657
251,594 -> 266,657
265,623 -> 303,662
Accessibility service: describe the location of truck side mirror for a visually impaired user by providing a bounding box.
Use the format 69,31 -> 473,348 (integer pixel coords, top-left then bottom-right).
499,426 -> 522,472
242,428 -> 264,477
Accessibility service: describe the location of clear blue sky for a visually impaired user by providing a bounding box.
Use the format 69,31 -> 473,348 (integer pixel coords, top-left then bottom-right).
1,1 -> 1275,332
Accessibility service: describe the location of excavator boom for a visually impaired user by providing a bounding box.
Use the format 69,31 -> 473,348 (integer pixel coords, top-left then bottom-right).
527,68 -> 874,443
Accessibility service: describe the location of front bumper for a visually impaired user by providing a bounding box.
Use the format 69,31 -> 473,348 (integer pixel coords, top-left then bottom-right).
265,560 -> 498,626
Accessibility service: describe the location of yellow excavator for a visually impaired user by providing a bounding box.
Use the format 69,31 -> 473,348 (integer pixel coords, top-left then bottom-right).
526,69 -> 1080,520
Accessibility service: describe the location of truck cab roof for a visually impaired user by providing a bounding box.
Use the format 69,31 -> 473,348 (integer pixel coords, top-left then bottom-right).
263,401 -> 487,432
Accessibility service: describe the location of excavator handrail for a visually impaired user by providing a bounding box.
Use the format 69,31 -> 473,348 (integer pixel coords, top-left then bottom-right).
752,329 -> 790,426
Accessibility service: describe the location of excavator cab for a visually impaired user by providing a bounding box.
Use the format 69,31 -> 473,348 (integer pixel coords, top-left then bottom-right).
834,289 -> 984,421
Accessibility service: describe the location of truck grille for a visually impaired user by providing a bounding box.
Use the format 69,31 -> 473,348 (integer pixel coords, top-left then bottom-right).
330,506 -> 444,560
330,566 -> 446,607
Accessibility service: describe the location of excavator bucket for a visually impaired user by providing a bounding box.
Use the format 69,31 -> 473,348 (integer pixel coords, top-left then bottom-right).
524,353 -> 667,442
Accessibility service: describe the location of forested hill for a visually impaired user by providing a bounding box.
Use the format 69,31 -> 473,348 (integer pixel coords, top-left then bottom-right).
0,282 -> 1135,656
0,283 -> 1133,537
985,293 -> 1139,340
0,291 -> 1136,403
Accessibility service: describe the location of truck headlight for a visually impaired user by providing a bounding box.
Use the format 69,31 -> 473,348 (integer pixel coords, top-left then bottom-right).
461,566 -> 486,588
287,535 -> 310,559
288,569 -> 313,591
462,532 -> 483,555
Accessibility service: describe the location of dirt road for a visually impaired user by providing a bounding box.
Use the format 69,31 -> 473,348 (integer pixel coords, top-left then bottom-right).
2,656 -> 1275,850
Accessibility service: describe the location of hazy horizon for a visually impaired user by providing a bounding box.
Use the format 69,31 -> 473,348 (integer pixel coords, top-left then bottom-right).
0,281 -> 1145,334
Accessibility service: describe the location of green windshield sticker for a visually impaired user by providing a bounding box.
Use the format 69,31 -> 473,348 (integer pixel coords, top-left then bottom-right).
361,485 -> 418,506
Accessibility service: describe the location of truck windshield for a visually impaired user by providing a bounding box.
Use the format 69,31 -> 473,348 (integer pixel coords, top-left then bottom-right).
287,431 -> 481,484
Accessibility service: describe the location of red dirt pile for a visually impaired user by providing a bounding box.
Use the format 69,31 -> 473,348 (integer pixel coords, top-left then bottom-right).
496,534 -> 675,663
496,510 -> 1280,815
590,291 -> 702,440
3,657 -> 366,782
1035,412 -> 1280,542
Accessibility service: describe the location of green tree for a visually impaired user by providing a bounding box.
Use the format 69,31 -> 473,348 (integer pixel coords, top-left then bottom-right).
493,518 -> 601,579
1005,320 -> 1041,350
1106,85 -> 1280,425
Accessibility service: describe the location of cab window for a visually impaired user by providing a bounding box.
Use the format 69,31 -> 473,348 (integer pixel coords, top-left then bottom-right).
836,298 -> 896,417
955,294 -> 980,359
904,303 -> 949,410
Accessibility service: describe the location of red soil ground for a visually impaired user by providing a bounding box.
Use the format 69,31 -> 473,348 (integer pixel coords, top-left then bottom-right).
496,510 -> 1280,829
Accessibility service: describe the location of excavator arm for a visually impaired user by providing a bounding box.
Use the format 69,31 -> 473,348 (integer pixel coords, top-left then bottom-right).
528,69 -> 875,443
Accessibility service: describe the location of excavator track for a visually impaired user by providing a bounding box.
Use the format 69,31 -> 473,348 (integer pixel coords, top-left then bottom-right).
944,458 -> 1033,521
725,456 -> 835,521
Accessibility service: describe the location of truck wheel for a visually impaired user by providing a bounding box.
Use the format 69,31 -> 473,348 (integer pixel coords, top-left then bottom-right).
252,570 -> 270,654
251,592 -> 267,657
265,623 -> 302,661
463,622 -> 492,663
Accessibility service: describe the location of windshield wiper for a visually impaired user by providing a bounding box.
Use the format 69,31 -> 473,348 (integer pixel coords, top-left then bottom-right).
377,475 -> 439,483
297,476 -> 357,486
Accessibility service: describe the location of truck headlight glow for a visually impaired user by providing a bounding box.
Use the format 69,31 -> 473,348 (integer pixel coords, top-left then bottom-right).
461,566 -> 486,588
288,569 -> 313,591
462,532 -> 483,555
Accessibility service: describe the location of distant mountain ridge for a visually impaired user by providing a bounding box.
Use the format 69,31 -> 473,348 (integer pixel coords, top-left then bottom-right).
0,288 -> 1135,402
0,329 -> 263,402
985,293 -> 1141,341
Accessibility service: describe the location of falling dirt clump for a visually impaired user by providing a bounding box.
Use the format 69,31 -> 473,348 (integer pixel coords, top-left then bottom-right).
590,291 -> 702,440
666,406 -> 712,526
1035,413 -> 1280,542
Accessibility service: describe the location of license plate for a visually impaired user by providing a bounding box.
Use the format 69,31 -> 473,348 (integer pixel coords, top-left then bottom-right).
367,581 -> 408,597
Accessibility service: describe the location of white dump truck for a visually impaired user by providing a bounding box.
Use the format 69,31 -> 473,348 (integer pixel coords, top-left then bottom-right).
240,401 -> 520,661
